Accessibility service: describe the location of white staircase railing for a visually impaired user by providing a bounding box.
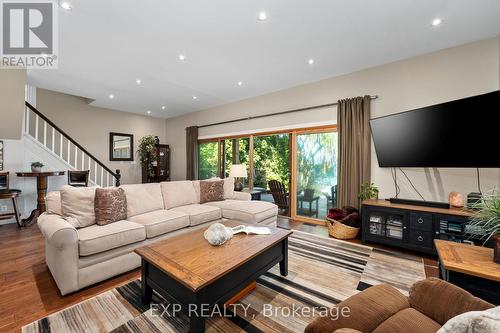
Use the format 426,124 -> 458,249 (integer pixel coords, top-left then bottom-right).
24,102 -> 121,187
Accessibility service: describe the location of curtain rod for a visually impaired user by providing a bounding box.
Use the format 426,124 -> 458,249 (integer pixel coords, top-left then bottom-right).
197,95 -> 378,129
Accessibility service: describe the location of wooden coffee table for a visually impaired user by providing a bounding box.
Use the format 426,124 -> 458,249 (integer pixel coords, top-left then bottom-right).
135,220 -> 292,332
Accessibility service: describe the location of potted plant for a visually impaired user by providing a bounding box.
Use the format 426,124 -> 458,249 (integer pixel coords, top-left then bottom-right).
138,135 -> 157,181
467,189 -> 500,263
31,162 -> 44,172
358,182 -> 379,201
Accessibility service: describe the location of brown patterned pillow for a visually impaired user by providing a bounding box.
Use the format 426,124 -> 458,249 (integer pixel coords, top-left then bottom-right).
199,180 -> 224,204
94,188 -> 127,226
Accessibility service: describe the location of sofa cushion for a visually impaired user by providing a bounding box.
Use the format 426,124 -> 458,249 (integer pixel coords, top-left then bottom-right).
161,181 -> 198,209
60,185 -> 97,228
45,191 -> 62,215
120,183 -> 163,217
372,308 -> 441,333
78,220 -> 146,256
199,179 -> 224,203
94,187 -> 127,225
409,277 -> 493,325
304,284 -> 410,333
128,209 -> 190,238
204,200 -> 278,223
170,204 -> 222,226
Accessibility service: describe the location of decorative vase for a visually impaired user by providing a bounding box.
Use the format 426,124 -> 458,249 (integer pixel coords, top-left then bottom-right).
31,166 -> 42,172
449,192 -> 464,208
493,235 -> 500,264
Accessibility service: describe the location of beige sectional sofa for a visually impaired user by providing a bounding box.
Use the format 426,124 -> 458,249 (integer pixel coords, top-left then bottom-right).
37,179 -> 278,295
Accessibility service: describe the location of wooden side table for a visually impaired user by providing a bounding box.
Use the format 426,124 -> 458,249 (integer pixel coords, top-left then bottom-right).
434,239 -> 500,305
16,171 -> 65,226
0,189 -> 22,227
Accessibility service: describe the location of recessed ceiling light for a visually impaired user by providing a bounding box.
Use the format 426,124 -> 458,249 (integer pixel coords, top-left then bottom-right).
146,110 -> 151,115
431,18 -> 442,26
237,81 -> 243,86
136,79 -> 142,84
60,1 -> 72,11
161,106 -> 166,110
258,11 -> 267,21
108,94 -> 114,99
192,96 -> 197,100
308,58 -> 315,65
179,54 -> 186,61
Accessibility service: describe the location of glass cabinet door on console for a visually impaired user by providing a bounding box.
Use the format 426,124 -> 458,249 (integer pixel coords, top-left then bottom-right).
365,208 -> 407,243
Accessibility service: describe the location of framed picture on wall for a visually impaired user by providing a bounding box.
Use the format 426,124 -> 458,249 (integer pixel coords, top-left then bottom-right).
0,140 -> 3,171
109,133 -> 134,161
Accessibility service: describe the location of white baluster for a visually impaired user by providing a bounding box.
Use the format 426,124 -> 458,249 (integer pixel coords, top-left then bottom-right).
106,173 -> 109,187
81,151 -> 85,170
51,127 -> 55,152
43,121 -> 47,146
35,115 -> 39,141
25,108 -> 30,134
88,156 -> 91,172
100,168 -> 104,187
74,146 -> 78,169
67,140 -> 71,165
59,134 -> 63,158
94,163 -> 97,184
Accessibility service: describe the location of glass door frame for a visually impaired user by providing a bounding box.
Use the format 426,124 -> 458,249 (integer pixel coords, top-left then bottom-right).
290,125 -> 338,225
198,124 -> 337,224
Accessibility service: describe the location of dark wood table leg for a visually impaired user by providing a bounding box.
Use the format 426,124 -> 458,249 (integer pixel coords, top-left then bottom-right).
189,313 -> 205,333
11,197 -> 22,227
280,238 -> 288,276
141,260 -> 153,304
21,175 -> 48,226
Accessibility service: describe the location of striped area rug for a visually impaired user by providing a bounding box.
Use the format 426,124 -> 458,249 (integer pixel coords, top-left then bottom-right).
23,230 -> 425,333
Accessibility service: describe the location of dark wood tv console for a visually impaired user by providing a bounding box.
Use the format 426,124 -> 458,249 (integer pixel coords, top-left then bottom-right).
361,199 -> 474,254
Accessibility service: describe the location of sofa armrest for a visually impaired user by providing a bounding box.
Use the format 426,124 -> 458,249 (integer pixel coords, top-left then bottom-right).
232,191 -> 251,201
333,329 -> 363,333
37,213 -> 79,295
409,277 -> 494,326
304,284 -> 409,333
38,213 -> 77,247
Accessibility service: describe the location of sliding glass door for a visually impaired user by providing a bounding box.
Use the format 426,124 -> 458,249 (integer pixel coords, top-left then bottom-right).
198,141 -> 218,180
293,130 -> 338,221
197,125 -> 337,223
221,138 -> 250,187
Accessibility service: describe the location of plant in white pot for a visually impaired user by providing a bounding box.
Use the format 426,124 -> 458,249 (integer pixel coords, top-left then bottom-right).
467,189 -> 500,263
31,162 -> 44,172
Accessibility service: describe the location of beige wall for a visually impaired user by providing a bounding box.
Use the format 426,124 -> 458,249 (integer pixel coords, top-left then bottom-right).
0,69 -> 26,140
165,37 -> 500,202
37,89 -> 167,184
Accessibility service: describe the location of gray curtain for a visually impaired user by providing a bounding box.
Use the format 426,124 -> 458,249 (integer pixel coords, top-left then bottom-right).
337,96 -> 371,209
186,126 -> 199,180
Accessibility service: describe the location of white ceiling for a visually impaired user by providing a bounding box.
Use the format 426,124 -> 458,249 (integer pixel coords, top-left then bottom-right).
28,0 -> 500,119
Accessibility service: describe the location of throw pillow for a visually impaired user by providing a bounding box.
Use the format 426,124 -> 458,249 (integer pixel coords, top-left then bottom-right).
200,179 -> 224,204
94,187 -> 127,225
60,185 -> 97,228
438,306 -> 500,333
45,191 -> 62,215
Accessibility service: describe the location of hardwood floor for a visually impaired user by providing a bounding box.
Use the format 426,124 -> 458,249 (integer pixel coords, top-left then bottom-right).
0,218 -> 437,333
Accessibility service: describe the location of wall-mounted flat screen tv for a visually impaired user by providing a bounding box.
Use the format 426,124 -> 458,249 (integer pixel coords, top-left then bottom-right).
370,90 -> 500,168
